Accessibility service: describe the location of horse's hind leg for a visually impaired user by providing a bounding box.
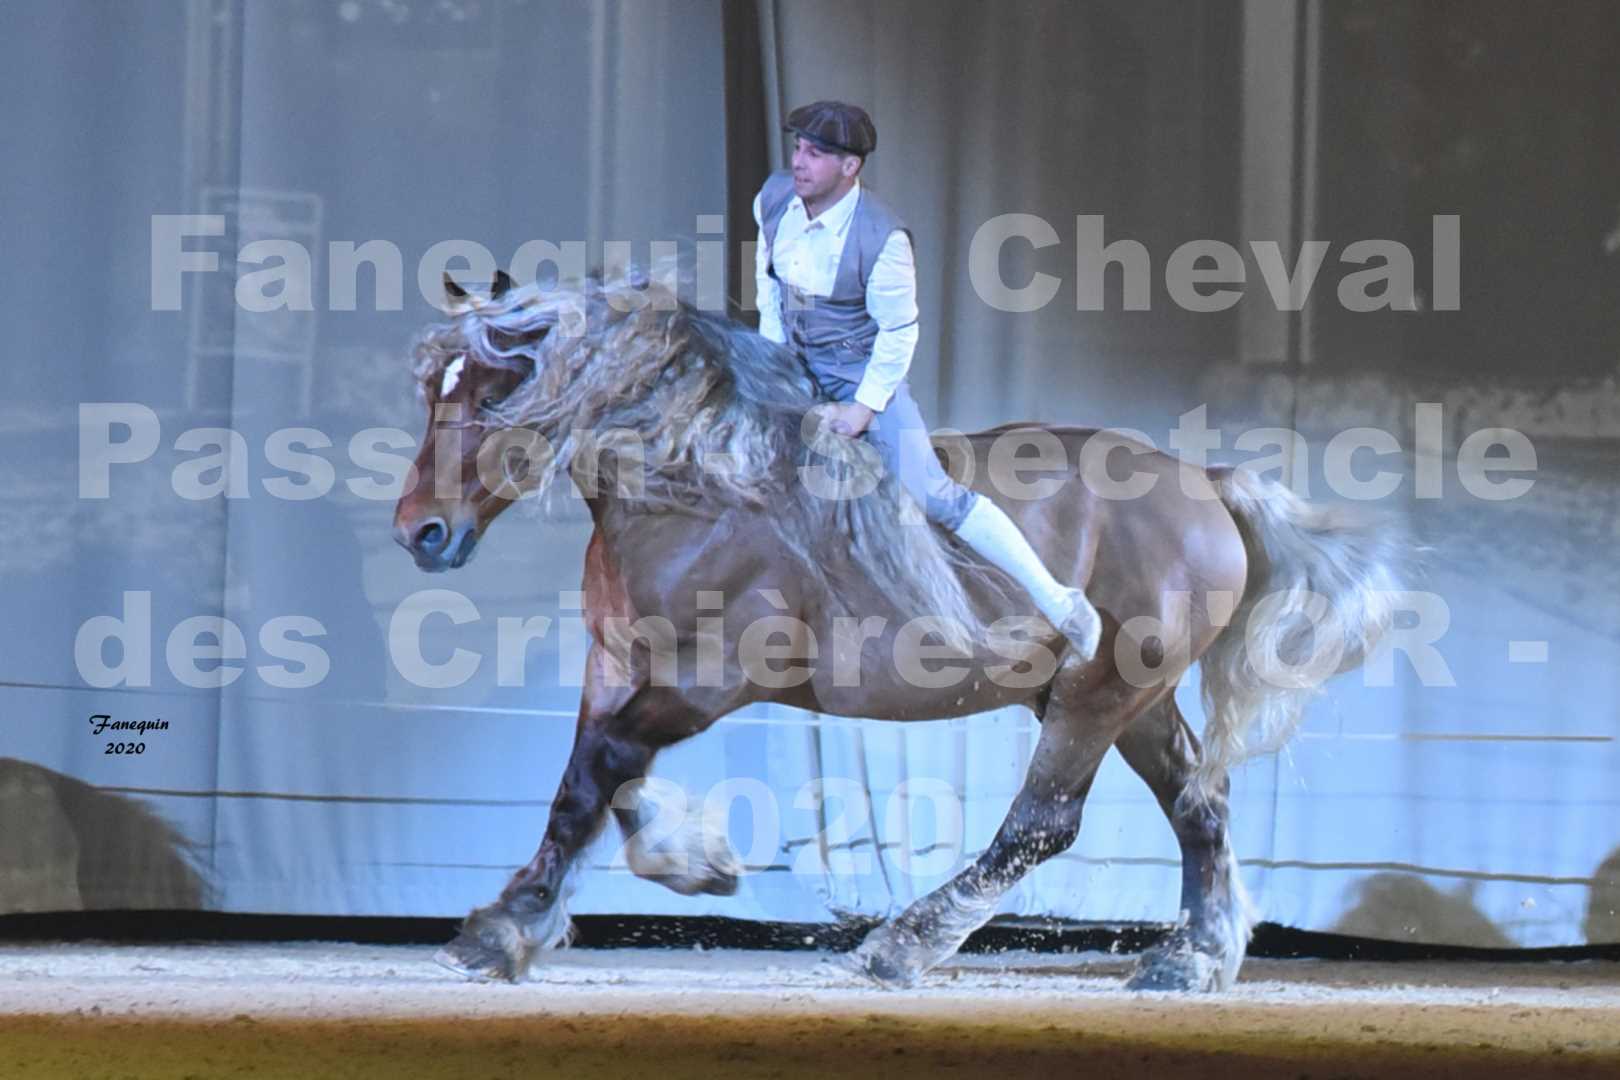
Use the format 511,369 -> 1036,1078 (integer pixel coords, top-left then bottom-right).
850,670 -> 1161,989
1113,695 -> 1252,992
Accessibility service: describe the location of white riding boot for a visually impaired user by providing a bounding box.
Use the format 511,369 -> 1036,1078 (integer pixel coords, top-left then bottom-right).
951,496 -> 1102,662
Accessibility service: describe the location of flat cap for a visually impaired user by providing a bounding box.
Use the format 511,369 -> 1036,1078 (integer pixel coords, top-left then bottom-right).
783,100 -> 876,158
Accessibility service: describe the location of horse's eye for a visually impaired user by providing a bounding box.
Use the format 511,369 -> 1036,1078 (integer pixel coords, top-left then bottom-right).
479,396 -> 498,411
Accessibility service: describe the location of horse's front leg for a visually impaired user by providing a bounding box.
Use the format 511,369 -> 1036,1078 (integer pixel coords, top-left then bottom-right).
611,776 -> 743,898
436,645 -> 654,982
435,719 -> 653,982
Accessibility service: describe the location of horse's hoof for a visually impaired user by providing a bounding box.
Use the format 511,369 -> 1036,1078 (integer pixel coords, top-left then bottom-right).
1123,944 -> 1222,993
435,905 -> 544,983
624,799 -> 744,898
433,939 -> 515,983
694,858 -> 740,897
641,860 -> 740,898
694,872 -> 739,897
847,946 -> 919,990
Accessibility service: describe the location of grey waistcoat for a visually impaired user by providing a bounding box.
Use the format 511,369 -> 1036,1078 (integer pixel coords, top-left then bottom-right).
758,169 -> 914,383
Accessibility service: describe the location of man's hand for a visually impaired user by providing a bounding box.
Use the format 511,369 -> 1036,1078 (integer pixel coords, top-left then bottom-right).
812,401 -> 875,438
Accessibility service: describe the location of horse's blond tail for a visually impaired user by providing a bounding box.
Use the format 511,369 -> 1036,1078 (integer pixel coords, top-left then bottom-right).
1189,466 -> 1404,807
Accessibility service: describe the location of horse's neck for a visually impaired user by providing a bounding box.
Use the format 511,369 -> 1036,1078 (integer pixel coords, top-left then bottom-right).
578,485 -> 713,546
580,485 -> 630,537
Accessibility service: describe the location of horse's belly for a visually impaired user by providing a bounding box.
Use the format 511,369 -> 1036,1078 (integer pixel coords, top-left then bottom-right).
806,658 -> 1041,722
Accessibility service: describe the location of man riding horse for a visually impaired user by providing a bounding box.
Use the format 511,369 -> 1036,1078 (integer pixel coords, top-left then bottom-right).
392,99 -> 1400,992
753,100 -> 1104,662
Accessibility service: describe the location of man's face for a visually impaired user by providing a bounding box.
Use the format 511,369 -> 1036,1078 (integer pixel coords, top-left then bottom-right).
791,136 -> 858,201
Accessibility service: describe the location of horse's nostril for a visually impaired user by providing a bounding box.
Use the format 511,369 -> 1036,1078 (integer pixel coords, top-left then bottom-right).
413,520 -> 448,554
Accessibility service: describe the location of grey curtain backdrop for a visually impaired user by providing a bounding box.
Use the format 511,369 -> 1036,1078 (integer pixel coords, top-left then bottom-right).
3,0 -> 1618,948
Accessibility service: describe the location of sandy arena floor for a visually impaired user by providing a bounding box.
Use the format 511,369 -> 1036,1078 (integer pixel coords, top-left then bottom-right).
0,942 -> 1617,1078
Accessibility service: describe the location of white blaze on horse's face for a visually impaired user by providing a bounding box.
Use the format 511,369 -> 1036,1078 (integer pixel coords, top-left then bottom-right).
440,355 -> 466,399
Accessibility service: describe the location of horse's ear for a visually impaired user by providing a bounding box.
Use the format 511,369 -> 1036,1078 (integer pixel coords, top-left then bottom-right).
491,268 -> 515,301
443,272 -> 479,314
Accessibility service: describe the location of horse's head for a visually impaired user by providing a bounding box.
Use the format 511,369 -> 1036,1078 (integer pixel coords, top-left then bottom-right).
392,270 -> 552,572
395,269 -> 761,569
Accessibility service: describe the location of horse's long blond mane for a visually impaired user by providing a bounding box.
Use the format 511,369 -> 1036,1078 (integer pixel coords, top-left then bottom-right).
412,274 -> 1004,646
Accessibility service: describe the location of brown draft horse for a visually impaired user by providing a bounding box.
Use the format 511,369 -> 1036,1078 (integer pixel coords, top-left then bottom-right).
392,271 -> 1400,992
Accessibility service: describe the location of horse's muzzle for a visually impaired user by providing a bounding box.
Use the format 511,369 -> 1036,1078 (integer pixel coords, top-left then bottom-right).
397,515 -> 479,572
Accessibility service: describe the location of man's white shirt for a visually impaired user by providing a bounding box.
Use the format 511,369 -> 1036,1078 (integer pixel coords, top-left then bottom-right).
753,179 -> 919,413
